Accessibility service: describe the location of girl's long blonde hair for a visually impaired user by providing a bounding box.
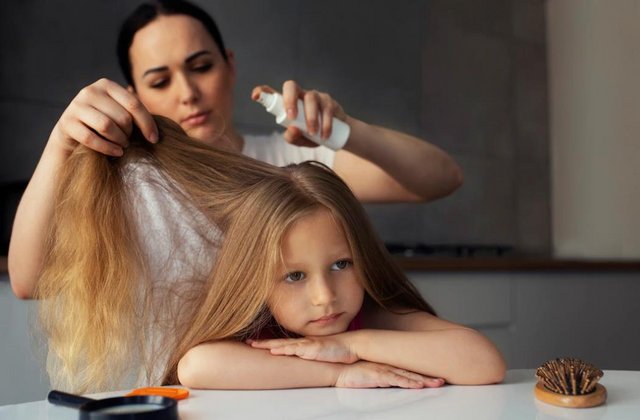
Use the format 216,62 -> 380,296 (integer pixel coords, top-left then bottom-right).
37,116 -> 434,392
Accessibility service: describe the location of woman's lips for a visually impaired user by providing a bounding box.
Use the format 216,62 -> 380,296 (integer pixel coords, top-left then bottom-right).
182,111 -> 210,127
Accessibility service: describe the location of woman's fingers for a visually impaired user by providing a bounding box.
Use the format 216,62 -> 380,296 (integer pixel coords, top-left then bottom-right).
283,126 -> 318,147
64,118 -> 124,157
67,79 -> 157,152
282,80 -> 302,120
254,81 -> 347,144
53,78 -> 160,157
282,81 -> 343,139
318,93 -> 335,139
80,104 -> 129,149
86,94 -> 136,144
99,79 -> 158,143
302,91 -> 320,136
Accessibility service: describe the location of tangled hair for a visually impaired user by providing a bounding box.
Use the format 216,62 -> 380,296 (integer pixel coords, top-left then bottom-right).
36,116 -> 434,392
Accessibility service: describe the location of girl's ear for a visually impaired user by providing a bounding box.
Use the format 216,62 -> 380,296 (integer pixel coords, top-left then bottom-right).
127,85 -> 136,95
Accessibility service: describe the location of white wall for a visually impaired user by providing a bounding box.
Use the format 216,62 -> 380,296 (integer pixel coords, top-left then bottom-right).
547,0 -> 640,259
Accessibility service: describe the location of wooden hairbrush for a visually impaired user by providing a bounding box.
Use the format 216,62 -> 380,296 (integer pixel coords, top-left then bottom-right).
534,358 -> 606,408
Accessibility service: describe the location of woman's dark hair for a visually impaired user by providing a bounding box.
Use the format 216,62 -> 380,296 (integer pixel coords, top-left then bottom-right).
117,0 -> 228,87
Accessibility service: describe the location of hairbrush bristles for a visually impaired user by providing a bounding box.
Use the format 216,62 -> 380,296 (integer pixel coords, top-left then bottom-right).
536,358 -> 603,396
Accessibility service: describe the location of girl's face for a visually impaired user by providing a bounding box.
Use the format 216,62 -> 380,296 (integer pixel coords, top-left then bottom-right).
268,208 -> 365,337
129,14 -> 236,149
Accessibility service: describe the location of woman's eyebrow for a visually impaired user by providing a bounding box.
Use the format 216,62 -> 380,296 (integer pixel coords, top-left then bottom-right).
142,50 -> 213,78
184,50 -> 212,63
142,65 -> 168,78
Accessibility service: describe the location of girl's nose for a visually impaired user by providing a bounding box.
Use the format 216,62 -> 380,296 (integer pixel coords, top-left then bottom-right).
309,276 -> 337,306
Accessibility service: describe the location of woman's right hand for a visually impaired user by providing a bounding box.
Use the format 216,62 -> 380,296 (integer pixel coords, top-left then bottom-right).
50,78 -> 159,157
335,361 -> 445,389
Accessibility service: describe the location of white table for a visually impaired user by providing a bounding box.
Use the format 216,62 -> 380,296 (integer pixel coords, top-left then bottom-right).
1,370 -> 639,419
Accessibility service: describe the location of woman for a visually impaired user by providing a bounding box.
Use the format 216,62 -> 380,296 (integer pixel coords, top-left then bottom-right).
10,0 -> 462,299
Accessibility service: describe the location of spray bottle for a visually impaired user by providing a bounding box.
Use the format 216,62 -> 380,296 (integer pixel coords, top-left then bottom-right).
256,92 -> 350,150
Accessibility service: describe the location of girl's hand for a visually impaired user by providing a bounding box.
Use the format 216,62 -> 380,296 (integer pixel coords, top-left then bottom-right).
248,335 -> 358,364
251,81 -> 348,147
336,361 -> 445,389
50,78 -> 158,157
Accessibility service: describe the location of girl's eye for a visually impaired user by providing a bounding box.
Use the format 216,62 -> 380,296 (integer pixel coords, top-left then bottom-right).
284,271 -> 305,283
331,259 -> 352,271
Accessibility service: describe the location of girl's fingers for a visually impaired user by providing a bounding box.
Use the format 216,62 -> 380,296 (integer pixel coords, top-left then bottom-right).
423,377 -> 445,388
390,368 -> 426,382
249,338 -> 300,348
389,372 -> 424,389
388,368 -> 444,389
248,340 -> 275,349
274,345 -> 301,357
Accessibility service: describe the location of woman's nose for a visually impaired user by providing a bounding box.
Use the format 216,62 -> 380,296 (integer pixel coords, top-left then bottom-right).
176,73 -> 200,104
309,276 -> 336,306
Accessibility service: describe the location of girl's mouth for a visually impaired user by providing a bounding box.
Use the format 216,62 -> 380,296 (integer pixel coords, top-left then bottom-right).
310,312 -> 343,325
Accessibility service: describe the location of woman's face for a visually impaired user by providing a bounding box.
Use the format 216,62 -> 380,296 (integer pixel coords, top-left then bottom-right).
129,14 -> 236,148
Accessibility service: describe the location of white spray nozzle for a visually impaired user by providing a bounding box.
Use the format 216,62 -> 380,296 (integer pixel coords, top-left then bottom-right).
257,92 -> 280,114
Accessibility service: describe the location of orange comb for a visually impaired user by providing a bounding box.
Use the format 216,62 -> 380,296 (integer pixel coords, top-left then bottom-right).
126,387 -> 190,400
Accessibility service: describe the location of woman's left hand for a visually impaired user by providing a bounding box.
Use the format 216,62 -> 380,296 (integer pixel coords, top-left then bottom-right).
248,334 -> 358,364
251,81 -> 348,147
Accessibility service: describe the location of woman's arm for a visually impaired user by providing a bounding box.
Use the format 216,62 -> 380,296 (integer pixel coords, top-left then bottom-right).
252,310 -> 506,386
177,340 -> 442,390
8,78 -> 157,299
253,82 -> 463,203
334,117 -> 463,203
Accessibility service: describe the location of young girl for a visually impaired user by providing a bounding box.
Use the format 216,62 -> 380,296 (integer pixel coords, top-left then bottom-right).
37,116 -> 502,393
167,152 -> 505,389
